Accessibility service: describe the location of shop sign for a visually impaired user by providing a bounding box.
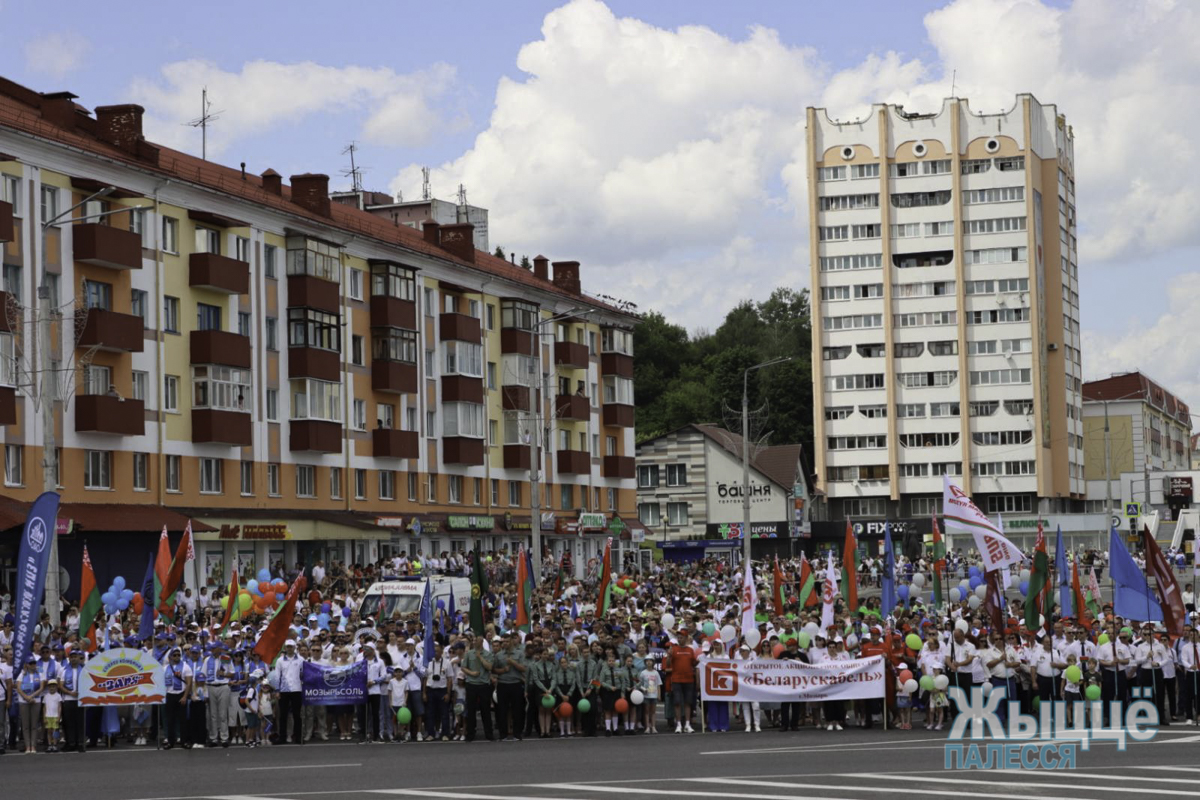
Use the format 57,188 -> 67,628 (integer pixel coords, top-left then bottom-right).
708,521 -> 788,539
578,512 -> 606,530
630,528 -> 645,543
446,515 -> 495,531
218,524 -> 289,541
56,518 -> 73,535
608,517 -> 628,535
407,517 -> 441,535
376,517 -> 406,528
1167,476 -> 1193,501
503,512 -> 533,531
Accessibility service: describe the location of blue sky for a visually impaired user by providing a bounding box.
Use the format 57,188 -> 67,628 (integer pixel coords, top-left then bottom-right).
4,0 -> 1199,404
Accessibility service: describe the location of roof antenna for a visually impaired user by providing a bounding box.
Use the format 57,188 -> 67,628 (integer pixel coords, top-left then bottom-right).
457,184 -> 468,223
950,68 -> 957,98
421,167 -> 431,201
340,142 -> 366,192
184,87 -> 222,161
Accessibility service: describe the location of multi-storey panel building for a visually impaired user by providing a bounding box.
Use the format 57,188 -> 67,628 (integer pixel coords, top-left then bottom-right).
0,78 -> 637,587
806,95 -> 1082,533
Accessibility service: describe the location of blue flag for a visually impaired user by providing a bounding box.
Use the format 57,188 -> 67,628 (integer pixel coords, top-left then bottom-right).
881,522 -> 896,616
13,492 -> 61,669
420,579 -> 435,665
448,589 -> 457,633
138,553 -> 156,642
570,597 -> 579,621
1109,526 -> 1163,621
526,547 -> 538,588
1056,526 -> 1073,618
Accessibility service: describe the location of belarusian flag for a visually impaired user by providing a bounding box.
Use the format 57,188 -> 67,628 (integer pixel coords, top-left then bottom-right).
772,556 -> 786,616
931,515 -> 946,607
596,537 -> 614,617
79,545 -> 102,652
841,520 -> 858,612
798,551 -> 819,607
1071,558 -> 1092,629
159,520 -> 193,624
253,576 -> 306,666
515,546 -> 532,633
153,526 -> 172,618
218,566 -> 240,635
1026,522 -> 1050,632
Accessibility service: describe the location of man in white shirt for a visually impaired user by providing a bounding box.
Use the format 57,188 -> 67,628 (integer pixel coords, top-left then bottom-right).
276,640 -> 305,745
361,642 -> 388,743
312,561 -> 327,587
1178,627 -> 1200,724
1135,624 -> 1171,725
1097,626 -> 1132,725
161,648 -> 193,750
1029,633 -> 1065,705
200,644 -> 234,747
945,629 -> 977,703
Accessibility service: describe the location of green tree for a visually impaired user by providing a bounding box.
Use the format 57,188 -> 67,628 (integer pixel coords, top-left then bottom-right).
494,246 -> 506,259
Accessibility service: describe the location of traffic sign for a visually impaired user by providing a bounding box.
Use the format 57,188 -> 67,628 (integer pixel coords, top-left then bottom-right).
1125,502 -> 1141,518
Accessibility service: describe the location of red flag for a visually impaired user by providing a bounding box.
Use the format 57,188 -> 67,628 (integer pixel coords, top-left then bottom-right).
596,537 -> 614,617
154,526 -> 172,617
79,546 -> 101,653
515,546 -> 531,631
218,566 -> 240,634
1071,558 -> 1092,630
798,552 -> 819,607
253,576 -> 307,665
982,570 -> 1005,633
1033,520 -> 1050,628
159,520 -> 193,616
772,556 -> 785,617
842,520 -> 858,612
1142,527 -> 1186,640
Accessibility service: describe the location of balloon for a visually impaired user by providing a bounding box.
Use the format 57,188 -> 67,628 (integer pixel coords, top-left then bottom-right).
720,625 -> 737,643
955,619 -> 969,633
615,698 -> 629,714
454,702 -> 465,715
247,580 -> 259,595
846,633 -> 858,649
1097,633 -> 1110,645
1033,696 -> 1041,711
308,591 -> 321,605
322,602 -> 332,614
577,698 -> 591,714
803,622 -> 820,636
661,613 -> 676,630
898,670 -> 914,684
101,592 -> 116,605
113,576 -> 126,591
702,621 -> 716,637
797,632 -> 811,649
744,629 -> 762,649
630,690 -> 645,705
1065,665 -> 1083,684
131,593 -> 144,614
933,675 -> 949,691
968,576 -> 983,590
919,675 -> 935,691
116,598 -> 130,611
772,644 -> 785,658
238,593 -> 252,612
396,707 -> 412,724
541,695 -> 555,708
968,596 -> 982,610
1040,615 -> 1046,628
1085,684 -> 1102,701
905,634 -> 922,651
949,588 -> 962,603
911,573 -> 926,588
968,566 -> 980,578
959,579 -> 971,590
121,588 -> 133,600
1019,581 -> 1029,596
1019,569 -> 1031,583
981,681 -> 994,696
103,604 -> 115,615
903,679 -> 919,694
974,585 -> 988,600
220,596 -> 230,610
258,568 -> 271,584
263,591 -> 277,606
343,608 -> 351,618
556,702 -> 572,719
412,560 -> 421,570
897,585 -> 909,601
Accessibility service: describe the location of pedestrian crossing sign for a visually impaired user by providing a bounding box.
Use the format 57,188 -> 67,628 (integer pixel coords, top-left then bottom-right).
1124,502 -> 1140,518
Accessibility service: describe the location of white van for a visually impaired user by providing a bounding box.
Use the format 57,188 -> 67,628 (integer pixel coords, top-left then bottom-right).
359,576 -> 472,619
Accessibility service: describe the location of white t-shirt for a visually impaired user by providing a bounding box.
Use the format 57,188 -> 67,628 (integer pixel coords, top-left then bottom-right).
43,691 -> 63,717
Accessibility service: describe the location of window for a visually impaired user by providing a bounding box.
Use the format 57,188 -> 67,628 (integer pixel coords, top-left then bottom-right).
964,217 -> 1026,235
83,280 -> 111,310
291,378 -> 343,422
426,409 -> 436,437
166,455 -> 181,493
972,430 -> 1033,446
893,311 -> 956,328
922,159 -> 952,175
443,293 -> 456,314
969,401 -> 999,417
986,494 -> 1033,514
370,261 -> 415,301
898,432 -> 959,448
192,365 -> 250,412
851,224 -> 881,240
286,236 -> 341,283
161,216 -> 178,253
377,403 -> 395,430
2,264 -> 21,302
235,236 -> 250,262
199,458 -> 223,494
379,470 -> 396,500
931,462 -> 963,476
850,163 -> 879,179
443,402 -> 485,438
637,464 -> 659,489
265,317 -> 278,350
351,335 -> 364,366
83,364 -> 111,396
859,405 -> 887,419
964,246 -> 1026,265
84,450 -> 111,489
821,285 -> 849,302
443,341 -> 483,377
502,354 -> 537,387
995,157 -> 1025,172
829,373 -> 885,391
895,403 -> 925,418
164,375 -> 179,412
1,174 -> 19,216
968,308 -> 1030,324
486,362 -> 497,390
928,340 -> 958,356
1004,399 -> 1034,415
823,346 -> 851,361
3,444 -> 22,486
929,402 -> 960,418
603,375 -> 634,405
473,477 -> 482,505
163,296 -> 179,333
352,399 -> 367,430
924,221 -> 955,237
896,370 -> 957,388
448,475 -> 463,504
910,496 -> 939,516
406,406 -> 418,432
469,299 -> 481,319
889,162 -> 919,178
196,303 -> 222,331
891,190 -> 952,208
841,497 -> 886,517
855,343 -> 882,358
409,473 -> 420,502
890,223 -> 921,238
823,314 -> 882,331
355,469 -> 368,499
296,465 -> 316,498
372,328 -> 417,364
267,463 -> 280,496
41,185 -> 58,223
638,502 -> 661,526
820,193 -> 879,211
288,307 -> 341,351
348,268 -> 364,300
963,186 -> 1024,204
44,273 -> 59,308
236,311 -> 251,338
827,435 -> 888,450
854,283 -> 883,299
509,481 -> 521,506
130,452 -> 148,492
893,280 -> 953,298
818,225 -> 848,242
969,368 -> 1031,386
902,464 -> 929,478
667,502 -> 689,525
130,289 -> 148,325
665,464 -> 687,487
816,166 -> 846,181
488,419 -> 498,446
558,484 -> 573,510
961,158 -> 991,175
893,342 -> 924,358
601,328 -> 633,355
491,479 -> 500,505
264,244 -> 278,278
486,304 -> 496,330
132,371 -> 148,403
241,461 -> 254,496
266,388 -> 279,421
820,254 -> 882,271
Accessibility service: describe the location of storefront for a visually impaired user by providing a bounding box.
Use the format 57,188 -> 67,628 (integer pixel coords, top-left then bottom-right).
809,518 -> 934,560
657,539 -> 741,565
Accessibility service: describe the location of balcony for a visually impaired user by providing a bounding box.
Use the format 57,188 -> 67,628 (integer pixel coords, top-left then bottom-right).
369,295 -> 417,330
373,428 -> 419,459
0,386 -> 15,426
76,308 -> 144,352
444,436 -> 484,466
189,252 -> 249,295
73,223 -> 142,270
288,347 -> 341,382
603,455 -> 635,480
603,404 -> 635,428
287,274 -> 340,314
75,395 -> 145,436
190,330 -> 251,369
502,384 -> 532,412
442,375 -> 483,404
557,449 -> 590,475
501,327 -> 535,355
439,312 -> 481,344
0,291 -> 11,332
0,201 -> 12,243
504,444 -> 532,471
192,409 -> 252,446
372,360 -> 418,394
555,393 -> 588,420
289,419 -> 342,453
554,341 -> 589,369
601,352 -> 634,378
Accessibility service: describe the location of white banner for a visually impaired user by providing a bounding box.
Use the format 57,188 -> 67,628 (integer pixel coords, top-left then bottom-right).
942,476 -> 1022,570
79,648 -> 166,706
699,655 -> 886,702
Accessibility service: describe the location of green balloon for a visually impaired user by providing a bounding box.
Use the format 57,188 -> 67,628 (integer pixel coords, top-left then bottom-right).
702,621 -> 717,636
1065,665 -> 1082,685
1032,696 -> 1040,710
577,698 -> 591,714
919,675 -> 935,692
797,632 -> 811,649
1120,626 -> 1133,637
541,694 -> 555,708
905,634 -> 922,651
1085,684 -> 1102,701
1097,633 -> 1110,645
396,707 -> 412,724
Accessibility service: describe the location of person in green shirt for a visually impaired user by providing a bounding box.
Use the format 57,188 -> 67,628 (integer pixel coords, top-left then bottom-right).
494,634 -> 527,741
554,654 -> 578,738
575,649 -> 601,737
459,636 -> 494,742
598,652 -> 624,737
529,647 -> 557,739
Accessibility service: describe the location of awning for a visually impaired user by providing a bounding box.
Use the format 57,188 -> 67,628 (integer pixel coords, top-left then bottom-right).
58,504 -> 213,535
185,509 -> 388,542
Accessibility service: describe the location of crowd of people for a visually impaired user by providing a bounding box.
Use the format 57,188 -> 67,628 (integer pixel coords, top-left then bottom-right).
1,542 -> 1197,754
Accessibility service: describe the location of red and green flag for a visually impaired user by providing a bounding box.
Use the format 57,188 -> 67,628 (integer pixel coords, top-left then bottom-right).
158,521 -> 193,624
1071,558 -> 1092,630
552,553 -> 566,601
1026,522 -> 1051,632
798,551 -> 819,607
153,526 -> 172,618
772,556 -> 786,616
596,537 -> 614,618
841,520 -> 859,612
931,516 -> 946,607
253,576 -> 306,666
515,546 -> 532,633
1085,567 -> 1103,619
218,566 -> 240,635
78,545 -> 101,652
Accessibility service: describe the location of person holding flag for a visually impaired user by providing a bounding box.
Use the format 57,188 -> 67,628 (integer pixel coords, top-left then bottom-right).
841,521 -> 859,613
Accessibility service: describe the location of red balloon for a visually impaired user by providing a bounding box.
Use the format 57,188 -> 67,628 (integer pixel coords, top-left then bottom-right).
898,670 -> 914,685
772,643 -> 785,658
556,702 -> 573,719
263,591 -> 277,606
615,698 -> 629,714
131,592 -> 144,615
308,590 -> 321,605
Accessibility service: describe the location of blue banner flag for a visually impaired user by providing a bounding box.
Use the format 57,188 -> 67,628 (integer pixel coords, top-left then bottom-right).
1056,526 -> 1073,619
421,578 -> 435,665
13,492 -> 61,669
301,659 -> 367,706
448,588 -> 457,632
881,522 -> 896,616
1109,526 -> 1163,621
138,553 -> 156,642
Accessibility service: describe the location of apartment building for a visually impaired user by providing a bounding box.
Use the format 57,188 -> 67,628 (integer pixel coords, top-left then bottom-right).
0,77 -> 637,588
806,94 -> 1083,540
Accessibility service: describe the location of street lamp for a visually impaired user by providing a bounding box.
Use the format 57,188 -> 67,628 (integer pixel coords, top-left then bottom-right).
741,356 -> 793,567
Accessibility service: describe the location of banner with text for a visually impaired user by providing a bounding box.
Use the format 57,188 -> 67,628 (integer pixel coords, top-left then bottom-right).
699,655 -> 886,702
302,659 -> 367,706
79,648 -> 165,706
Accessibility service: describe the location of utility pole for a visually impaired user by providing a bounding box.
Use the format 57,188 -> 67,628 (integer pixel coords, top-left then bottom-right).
741,357 -> 793,567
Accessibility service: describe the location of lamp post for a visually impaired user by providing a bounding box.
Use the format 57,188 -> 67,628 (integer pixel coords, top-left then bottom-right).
741,356 -> 793,567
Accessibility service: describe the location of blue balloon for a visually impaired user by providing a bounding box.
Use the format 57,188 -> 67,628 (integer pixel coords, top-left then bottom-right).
247,579 -> 260,595
1019,581 -> 1029,596
968,575 -> 983,590
968,566 -> 980,578
103,603 -> 116,615
258,569 -> 272,584
342,608 -> 351,618
101,591 -> 116,605
113,576 -> 126,591
121,588 -> 133,600
117,597 -> 130,611
897,585 -> 910,600
321,602 -> 332,613
436,599 -> 446,609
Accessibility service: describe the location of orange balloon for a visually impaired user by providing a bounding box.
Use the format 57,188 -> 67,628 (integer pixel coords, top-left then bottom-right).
263,591 -> 277,605
615,698 -> 629,714
772,644 -> 785,658
898,670 -> 914,685
556,702 -> 573,719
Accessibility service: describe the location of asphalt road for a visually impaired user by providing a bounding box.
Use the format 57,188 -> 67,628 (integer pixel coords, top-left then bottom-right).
5,723 -> 1200,800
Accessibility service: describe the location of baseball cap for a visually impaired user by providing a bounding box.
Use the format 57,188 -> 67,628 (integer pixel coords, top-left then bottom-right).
284,639 -> 296,647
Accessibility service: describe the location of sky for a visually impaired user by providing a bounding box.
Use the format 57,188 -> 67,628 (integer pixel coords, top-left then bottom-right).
4,0 -> 1200,407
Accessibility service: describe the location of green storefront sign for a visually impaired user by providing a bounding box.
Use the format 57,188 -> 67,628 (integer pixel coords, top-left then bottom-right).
446,515 -> 496,531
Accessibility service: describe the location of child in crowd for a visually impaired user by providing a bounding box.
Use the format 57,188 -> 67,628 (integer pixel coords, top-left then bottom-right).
43,679 -> 63,753
1063,654 -> 1083,725
244,670 -> 264,747
257,677 -> 275,744
388,666 -> 408,743
639,657 -> 662,734
895,671 -> 913,730
928,669 -> 948,731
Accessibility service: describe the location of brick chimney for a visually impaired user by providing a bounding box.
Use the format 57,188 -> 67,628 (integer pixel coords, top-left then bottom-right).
94,104 -> 145,151
551,261 -> 581,295
532,255 -> 549,281
261,169 -> 282,196
40,92 -> 79,130
422,219 -> 440,245
289,173 -> 331,217
435,223 -> 476,264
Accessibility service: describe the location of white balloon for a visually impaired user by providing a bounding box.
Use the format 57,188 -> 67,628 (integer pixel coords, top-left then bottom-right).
974,585 -> 988,600
911,573 -> 926,588
846,633 -> 858,649
1020,569 -> 1031,583
804,622 -> 820,636
933,675 -> 950,691
981,681 -> 994,696
968,595 -> 982,609
1039,614 -> 1046,628
721,624 -> 737,643
744,629 -> 762,649
903,679 -> 919,694
959,579 -> 971,590
949,588 -> 962,603
630,689 -> 645,706
955,619 -> 969,633
660,613 -> 675,631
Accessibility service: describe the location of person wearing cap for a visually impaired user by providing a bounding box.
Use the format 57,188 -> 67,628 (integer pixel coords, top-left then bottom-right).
575,639 -> 602,736
276,639 -> 304,745
425,642 -> 452,742
42,677 -> 63,752
1029,632 -> 1066,709
460,634 -> 495,742
60,648 -> 87,752
778,635 -> 806,732
734,644 -> 760,732
17,657 -> 44,753
494,633 -> 527,741
666,628 -> 698,734
201,643 -> 234,747
162,648 -> 192,750
1135,623 -> 1171,725
186,645 -> 209,748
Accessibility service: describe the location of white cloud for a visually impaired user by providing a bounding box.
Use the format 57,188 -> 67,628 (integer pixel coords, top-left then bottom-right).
24,32 -> 89,79
128,59 -> 462,157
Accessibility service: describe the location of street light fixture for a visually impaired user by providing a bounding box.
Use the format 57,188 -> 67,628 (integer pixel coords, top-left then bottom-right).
741,356 -> 793,567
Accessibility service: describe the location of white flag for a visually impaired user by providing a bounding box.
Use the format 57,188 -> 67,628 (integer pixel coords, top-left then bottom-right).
820,550 -> 839,631
943,475 -> 1022,571
740,559 -> 756,638
997,516 -> 1013,588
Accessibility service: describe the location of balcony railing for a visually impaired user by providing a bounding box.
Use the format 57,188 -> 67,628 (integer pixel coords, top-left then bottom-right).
76,308 -> 144,352
189,252 -> 250,295
75,395 -> 145,436
73,223 -> 142,270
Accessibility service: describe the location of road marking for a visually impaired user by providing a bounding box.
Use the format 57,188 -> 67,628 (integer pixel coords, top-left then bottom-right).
834,773 -> 1198,796
689,777 -> 1094,800
539,785 -> 846,800
372,792 -> 580,800
237,763 -> 362,772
